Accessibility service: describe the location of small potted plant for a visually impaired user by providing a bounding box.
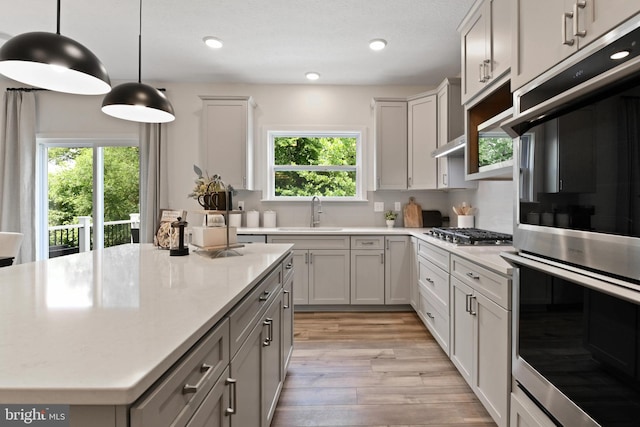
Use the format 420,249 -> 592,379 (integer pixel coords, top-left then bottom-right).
385,210 -> 398,228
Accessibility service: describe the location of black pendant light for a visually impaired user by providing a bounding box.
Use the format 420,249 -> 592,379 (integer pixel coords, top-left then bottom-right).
101,0 -> 175,123
0,0 -> 111,95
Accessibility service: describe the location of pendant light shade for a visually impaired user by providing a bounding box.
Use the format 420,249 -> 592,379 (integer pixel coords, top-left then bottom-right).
102,82 -> 175,123
101,0 -> 175,123
0,2 -> 111,95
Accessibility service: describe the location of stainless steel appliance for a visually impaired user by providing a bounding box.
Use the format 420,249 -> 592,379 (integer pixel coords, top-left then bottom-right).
427,227 -> 512,245
504,15 -> 640,427
506,17 -> 640,282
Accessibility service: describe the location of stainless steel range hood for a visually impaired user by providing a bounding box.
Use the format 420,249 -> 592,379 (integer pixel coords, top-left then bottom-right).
431,135 -> 465,158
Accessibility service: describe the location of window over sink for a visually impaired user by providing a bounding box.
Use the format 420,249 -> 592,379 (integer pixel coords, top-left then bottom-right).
266,129 -> 365,201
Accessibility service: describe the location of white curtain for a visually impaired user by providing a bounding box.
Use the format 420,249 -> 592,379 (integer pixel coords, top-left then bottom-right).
139,123 -> 168,243
0,90 -> 36,263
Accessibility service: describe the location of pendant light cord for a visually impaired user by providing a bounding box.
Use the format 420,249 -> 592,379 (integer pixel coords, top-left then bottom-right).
138,0 -> 142,83
56,0 -> 61,35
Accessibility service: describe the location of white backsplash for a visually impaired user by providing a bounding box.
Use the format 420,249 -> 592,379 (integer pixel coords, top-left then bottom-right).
447,181 -> 514,234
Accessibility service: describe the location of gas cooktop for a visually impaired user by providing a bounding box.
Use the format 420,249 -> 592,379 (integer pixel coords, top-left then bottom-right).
427,227 -> 513,246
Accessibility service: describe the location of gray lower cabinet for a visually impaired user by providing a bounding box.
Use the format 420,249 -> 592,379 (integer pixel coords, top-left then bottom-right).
350,235 -> 386,304
126,254 -> 292,427
509,387 -> 556,427
185,367 -> 231,427
385,236 -> 411,304
450,255 -> 511,427
267,236 -> 350,305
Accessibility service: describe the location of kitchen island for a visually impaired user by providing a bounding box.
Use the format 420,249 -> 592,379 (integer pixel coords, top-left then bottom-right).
0,243 -> 293,426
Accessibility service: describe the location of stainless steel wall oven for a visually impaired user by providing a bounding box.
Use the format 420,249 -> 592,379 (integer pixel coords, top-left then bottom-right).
504,15 -> 640,427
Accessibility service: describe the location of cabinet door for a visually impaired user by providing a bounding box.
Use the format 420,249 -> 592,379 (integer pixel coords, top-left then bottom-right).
291,250 -> 309,305
282,272 -> 294,375
185,368 -> 231,427
309,250 -> 350,304
385,236 -> 411,304
461,5 -> 489,104
579,1 -> 640,48
229,319 -> 262,427
510,391 -> 557,427
262,294 -> 283,427
473,291 -> 510,427
350,249 -> 385,304
375,101 -> 408,190
450,278 -> 474,385
201,97 -> 253,190
409,238 -> 419,310
408,95 -> 437,190
490,0 -> 511,81
512,0 -> 578,90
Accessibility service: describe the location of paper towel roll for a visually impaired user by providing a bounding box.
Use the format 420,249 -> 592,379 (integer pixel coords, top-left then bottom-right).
246,210 -> 260,228
263,210 -> 276,228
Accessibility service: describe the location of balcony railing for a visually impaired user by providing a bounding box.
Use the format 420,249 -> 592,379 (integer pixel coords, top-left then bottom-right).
48,214 -> 140,258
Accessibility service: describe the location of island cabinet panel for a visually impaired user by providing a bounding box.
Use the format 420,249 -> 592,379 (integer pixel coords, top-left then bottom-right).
282,257 -> 295,375
130,318 -> 230,427
184,367 -> 230,427
229,265 -> 282,356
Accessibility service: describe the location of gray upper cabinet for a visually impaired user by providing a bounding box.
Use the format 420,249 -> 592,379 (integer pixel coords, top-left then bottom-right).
373,99 -> 408,190
511,0 -> 640,91
460,0 -> 511,105
200,96 -> 255,190
407,94 -> 438,190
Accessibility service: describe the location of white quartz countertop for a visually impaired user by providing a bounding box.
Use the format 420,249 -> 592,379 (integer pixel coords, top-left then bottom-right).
238,227 -> 514,275
0,243 -> 292,405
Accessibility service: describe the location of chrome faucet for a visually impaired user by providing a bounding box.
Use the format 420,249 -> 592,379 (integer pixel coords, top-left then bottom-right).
310,196 -> 322,227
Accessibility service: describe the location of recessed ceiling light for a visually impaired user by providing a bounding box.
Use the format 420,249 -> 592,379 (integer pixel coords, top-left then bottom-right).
369,39 -> 387,51
203,37 -> 223,49
305,72 -> 320,81
610,50 -> 630,60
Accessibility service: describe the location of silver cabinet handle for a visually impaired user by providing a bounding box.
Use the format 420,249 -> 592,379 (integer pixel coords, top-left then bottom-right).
478,63 -> 485,83
283,289 -> 291,309
442,173 -> 447,186
259,290 -> 271,301
426,312 -> 435,320
362,241 -> 375,245
562,11 -> 575,46
465,294 -> 472,313
285,262 -> 293,269
573,0 -> 586,37
466,272 -> 480,280
309,253 -> 313,264
426,277 -> 434,284
225,378 -> 237,415
263,318 -> 273,346
482,59 -> 491,82
386,239 -> 390,250
305,252 -> 309,264
469,296 -> 477,316
408,176 -> 412,187
182,363 -> 213,394
380,253 -> 384,264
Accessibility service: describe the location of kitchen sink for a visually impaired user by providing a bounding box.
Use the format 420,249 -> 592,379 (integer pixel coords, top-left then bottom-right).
277,227 -> 343,232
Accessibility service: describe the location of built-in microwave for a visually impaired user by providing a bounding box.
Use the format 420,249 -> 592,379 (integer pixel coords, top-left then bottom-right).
505,17 -> 640,282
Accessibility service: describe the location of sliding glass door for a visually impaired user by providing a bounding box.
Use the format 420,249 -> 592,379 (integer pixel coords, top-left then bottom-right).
36,137 -> 139,260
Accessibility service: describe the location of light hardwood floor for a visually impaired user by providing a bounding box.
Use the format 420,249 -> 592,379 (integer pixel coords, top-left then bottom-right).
271,311 -> 496,427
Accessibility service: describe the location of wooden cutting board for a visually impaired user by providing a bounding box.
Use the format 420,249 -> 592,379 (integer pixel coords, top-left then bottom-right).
403,197 -> 423,228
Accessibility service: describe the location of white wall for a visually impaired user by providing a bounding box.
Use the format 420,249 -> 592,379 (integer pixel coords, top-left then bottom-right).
0,79 -> 515,232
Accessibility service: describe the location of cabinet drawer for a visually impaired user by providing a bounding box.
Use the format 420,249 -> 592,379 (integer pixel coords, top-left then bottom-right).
267,235 -> 350,249
418,255 -> 449,307
418,289 -> 449,354
350,235 -> 384,249
131,318 -> 230,427
451,255 -> 510,309
282,252 -> 294,283
229,265 -> 282,356
418,239 -> 449,271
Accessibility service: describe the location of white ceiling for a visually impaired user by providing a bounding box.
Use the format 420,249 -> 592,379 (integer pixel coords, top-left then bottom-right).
0,0 -> 475,86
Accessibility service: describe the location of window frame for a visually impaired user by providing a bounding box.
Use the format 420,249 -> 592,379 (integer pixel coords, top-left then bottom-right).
265,128 -> 365,201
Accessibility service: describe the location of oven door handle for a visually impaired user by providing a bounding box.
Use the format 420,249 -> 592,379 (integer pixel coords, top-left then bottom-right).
501,252 -> 640,304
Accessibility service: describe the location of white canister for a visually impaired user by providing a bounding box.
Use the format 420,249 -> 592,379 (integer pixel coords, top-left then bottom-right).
246,210 -> 260,228
458,215 -> 474,228
263,210 -> 277,228
228,213 -> 242,228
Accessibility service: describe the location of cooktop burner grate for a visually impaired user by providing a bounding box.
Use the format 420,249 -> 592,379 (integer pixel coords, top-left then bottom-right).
427,227 -> 513,245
